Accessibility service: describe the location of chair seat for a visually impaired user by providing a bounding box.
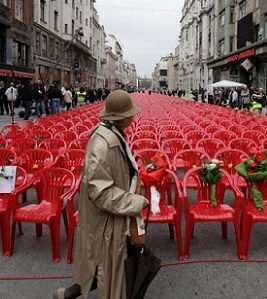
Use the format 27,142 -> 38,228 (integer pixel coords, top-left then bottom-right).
190,204 -> 235,221
142,205 -> 176,223
245,203 -> 267,221
14,201 -> 60,223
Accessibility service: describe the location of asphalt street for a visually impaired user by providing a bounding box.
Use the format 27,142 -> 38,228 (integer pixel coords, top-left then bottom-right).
1,107 -> 267,299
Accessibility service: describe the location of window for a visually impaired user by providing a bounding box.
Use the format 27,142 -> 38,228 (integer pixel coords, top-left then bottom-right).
219,10 -> 225,26
40,0 -> 45,22
65,0 -> 68,3
265,14 -> 267,39
254,24 -> 260,42
12,41 -> 28,67
229,36 -> 235,52
0,36 -> 6,63
85,18 -> 88,26
42,34 -> 47,56
72,0 -> 75,8
71,20 -> 75,35
76,7 -> 78,19
80,11 -> 82,23
218,39 -> 224,56
255,0 -> 260,8
239,1 -> 247,19
65,24 -> 68,33
55,42 -> 59,59
230,6 -> 235,23
54,10 -> 59,30
15,0 -> 23,21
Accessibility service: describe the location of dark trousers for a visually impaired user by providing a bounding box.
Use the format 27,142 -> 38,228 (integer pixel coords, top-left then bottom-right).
0,98 -> 9,114
24,101 -> 32,120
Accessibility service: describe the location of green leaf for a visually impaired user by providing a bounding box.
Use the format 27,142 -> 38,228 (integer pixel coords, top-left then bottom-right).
251,185 -> 264,211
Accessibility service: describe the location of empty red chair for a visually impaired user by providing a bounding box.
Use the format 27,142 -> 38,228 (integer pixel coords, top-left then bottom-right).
181,125 -> 201,135
228,125 -> 248,138
0,148 -> 17,165
9,138 -> 37,155
185,131 -> 209,148
213,130 -> 237,146
69,138 -> 89,150
5,130 -> 28,141
196,138 -> 226,157
238,179 -> 267,259
205,125 -> 225,135
158,131 -> 183,143
158,125 -> 180,134
18,120 -> 35,130
69,125 -> 89,136
29,130 -> 53,144
242,130 -> 265,147
1,125 -> 21,136
47,125 -> 66,135
60,121 -> 74,130
0,137 -> 6,149
54,131 -> 78,147
39,138 -> 67,159
183,167 -> 243,259
0,166 -> 28,256
131,131 -> 157,143
24,124 -> 45,136
136,125 -> 157,134
11,167 -> 76,262
140,169 -> 183,260
130,138 -> 160,155
229,138 -> 259,156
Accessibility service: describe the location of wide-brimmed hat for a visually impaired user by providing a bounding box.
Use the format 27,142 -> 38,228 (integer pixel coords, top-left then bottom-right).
99,90 -> 140,121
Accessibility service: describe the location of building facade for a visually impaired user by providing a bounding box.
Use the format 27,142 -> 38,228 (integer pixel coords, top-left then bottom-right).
0,0 -> 35,84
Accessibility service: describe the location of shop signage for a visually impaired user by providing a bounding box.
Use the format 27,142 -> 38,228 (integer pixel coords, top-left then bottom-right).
227,48 -> 256,63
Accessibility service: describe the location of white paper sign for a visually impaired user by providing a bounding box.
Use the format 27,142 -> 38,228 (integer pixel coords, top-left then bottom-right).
150,186 -> 161,214
0,166 -> 17,193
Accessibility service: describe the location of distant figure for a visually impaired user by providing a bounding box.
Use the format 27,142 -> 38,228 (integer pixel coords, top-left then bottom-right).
32,80 -> 46,117
64,87 -> 73,110
0,81 -> 8,115
5,82 -> 18,116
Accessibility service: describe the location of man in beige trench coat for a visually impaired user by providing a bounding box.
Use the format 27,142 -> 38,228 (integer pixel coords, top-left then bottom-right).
53,90 -> 149,299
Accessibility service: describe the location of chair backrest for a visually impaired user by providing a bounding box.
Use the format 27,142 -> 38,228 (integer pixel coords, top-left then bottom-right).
0,148 -> 17,165
39,138 -> 67,150
130,138 -> 160,154
33,167 -> 76,202
19,148 -> 54,173
54,131 -> 78,146
158,130 -> 183,143
229,138 -> 258,156
185,131 -> 209,148
173,149 -> 210,173
130,131 -> 157,143
47,125 -> 66,135
1,125 -> 21,136
5,130 -> 28,140
161,138 -> 191,160
241,130 -> 265,146
69,125 -> 89,135
196,138 -> 226,157
56,149 -> 85,178
9,138 -> 37,155
214,148 -> 249,176
213,130 -> 237,146
69,138 -> 89,150
0,137 -> 6,149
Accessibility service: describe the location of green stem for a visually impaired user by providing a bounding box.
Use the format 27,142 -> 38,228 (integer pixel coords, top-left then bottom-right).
210,184 -> 217,207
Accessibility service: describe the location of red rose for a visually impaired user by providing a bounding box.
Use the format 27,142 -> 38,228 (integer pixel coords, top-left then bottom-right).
248,162 -> 258,169
146,168 -> 153,173
255,152 -> 265,162
247,169 -> 255,174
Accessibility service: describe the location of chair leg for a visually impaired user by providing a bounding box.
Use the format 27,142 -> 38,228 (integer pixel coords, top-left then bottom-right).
50,216 -> 61,263
62,208 -> 69,240
174,215 -> 183,260
35,223 -> 43,237
240,216 -> 253,260
10,221 -> 17,256
22,190 -> 27,203
0,214 -> 11,256
184,218 -> 194,259
221,221 -> 227,239
67,226 -> 75,264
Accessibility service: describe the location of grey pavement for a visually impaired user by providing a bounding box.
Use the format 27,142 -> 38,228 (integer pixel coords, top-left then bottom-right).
1,108 -> 267,299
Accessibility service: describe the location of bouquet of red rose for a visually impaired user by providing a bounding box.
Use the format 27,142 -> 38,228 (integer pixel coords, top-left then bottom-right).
199,158 -> 223,207
235,152 -> 267,211
139,154 -> 167,186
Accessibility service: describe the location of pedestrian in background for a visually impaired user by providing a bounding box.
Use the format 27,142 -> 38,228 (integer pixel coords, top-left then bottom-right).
47,83 -> 63,114
53,90 -> 149,299
32,80 -> 46,117
64,87 -> 73,110
240,85 -> 250,111
5,82 -> 18,116
0,81 -> 9,115
21,81 -> 33,120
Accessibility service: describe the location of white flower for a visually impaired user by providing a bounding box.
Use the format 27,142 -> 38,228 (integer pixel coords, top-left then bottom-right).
210,159 -> 220,165
208,163 -> 217,170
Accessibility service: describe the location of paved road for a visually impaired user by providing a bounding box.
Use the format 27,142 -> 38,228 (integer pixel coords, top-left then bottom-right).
1,106 -> 267,299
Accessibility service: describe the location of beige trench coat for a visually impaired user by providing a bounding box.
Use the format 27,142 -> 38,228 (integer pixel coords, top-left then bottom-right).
73,125 -> 146,299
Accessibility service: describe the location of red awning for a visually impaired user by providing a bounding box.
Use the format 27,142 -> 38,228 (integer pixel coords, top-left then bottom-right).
0,69 -> 12,77
13,71 -> 35,79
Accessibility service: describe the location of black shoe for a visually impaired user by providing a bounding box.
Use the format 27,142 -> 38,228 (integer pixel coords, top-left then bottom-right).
53,284 -> 81,299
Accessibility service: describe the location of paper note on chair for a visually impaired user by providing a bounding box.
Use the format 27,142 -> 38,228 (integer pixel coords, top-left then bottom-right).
0,166 -> 17,193
150,186 -> 161,214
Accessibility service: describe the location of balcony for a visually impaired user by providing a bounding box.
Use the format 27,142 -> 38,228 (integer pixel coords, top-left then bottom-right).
0,3 -> 12,28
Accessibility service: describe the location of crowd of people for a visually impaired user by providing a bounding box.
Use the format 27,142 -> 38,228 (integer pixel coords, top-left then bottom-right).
0,80 -> 111,120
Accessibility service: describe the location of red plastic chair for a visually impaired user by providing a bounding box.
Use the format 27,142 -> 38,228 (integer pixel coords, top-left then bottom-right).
69,138 -> 89,150
183,167 -> 243,259
205,125 -> 225,135
228,125 -> 248,138
157,125 -> 180,134
130,138 -> 160,155
47,125 -> 66,135
229,138 -> 259,156
5,130 -> 28,141
158,131 -> 184,143
69,125 -> 89,136
196,138 -> 226,157
213,130 -> 237,146
131,131 -> 157,143
0,166 -> 28,256
29,130 -> 53,144
54,149 -> 85,188
54,131 -> 78,147
181,125 -> 201,135
141,169 -> 183,260
161,138 -> 191,168
9,138 -> 37,155
24,124 -> 45,136
136,125 -> 157,134
238,178 -> 267,259
60,121 -> 74,130
0,148 -> 17,165
185,131 -> 209,148
11,167 -> 76,262
39,138 -> 67,159
1,125 -> 21,136
241,130 -> 266,147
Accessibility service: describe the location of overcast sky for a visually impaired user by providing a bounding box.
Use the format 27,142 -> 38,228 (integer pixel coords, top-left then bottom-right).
95,0 -> 183,78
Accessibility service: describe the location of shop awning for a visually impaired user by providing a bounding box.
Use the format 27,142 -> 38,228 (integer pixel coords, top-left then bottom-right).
0,69 -> 12,77
13,71 -> 35,79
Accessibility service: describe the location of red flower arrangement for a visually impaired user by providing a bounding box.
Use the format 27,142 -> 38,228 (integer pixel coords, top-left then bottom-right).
235,152 -> 267,211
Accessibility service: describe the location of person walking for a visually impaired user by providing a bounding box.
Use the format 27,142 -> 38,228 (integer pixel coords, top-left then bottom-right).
21,81 -> 33,120
5,82 -> 18,116
0,81 -> 9,115
47,83 -> 63,114
32,80 -> 46,117
64,87 -> 73,110
240,85 -> 250,111
52,90 -> 149,299
228,87 -> 238,108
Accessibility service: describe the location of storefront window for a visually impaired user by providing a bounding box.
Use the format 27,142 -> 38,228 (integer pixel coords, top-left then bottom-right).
12,41 -> 28,67
239,1 -> 247,19
15,0 -> 23,21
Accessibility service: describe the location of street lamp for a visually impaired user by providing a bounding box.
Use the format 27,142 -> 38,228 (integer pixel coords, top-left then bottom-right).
44,27 -> 84,85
